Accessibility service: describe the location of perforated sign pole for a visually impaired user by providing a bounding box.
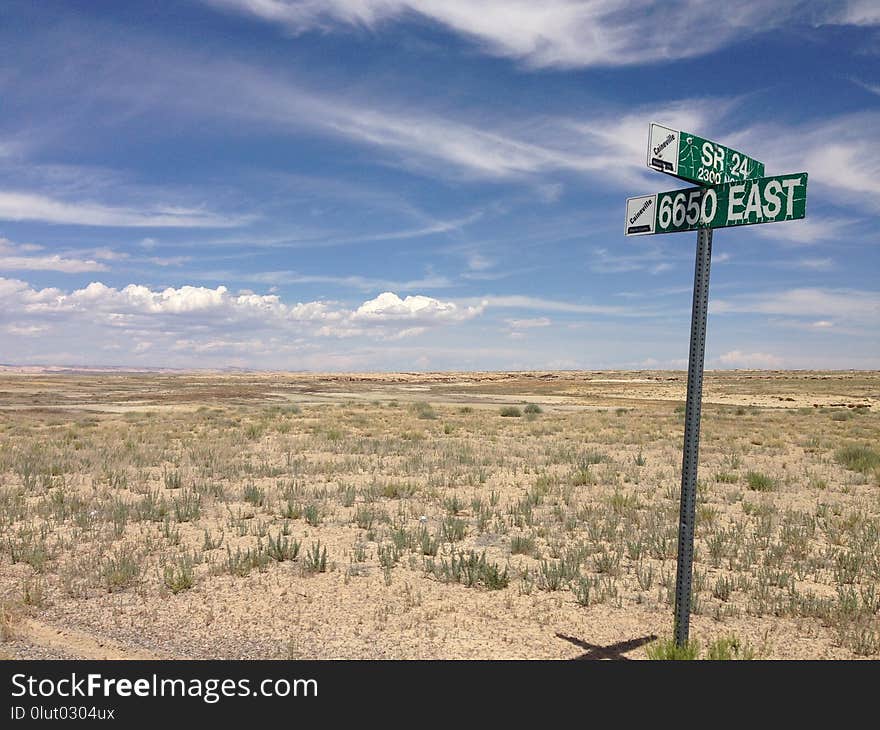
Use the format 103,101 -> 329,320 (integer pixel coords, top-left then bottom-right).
673,225 -> 713,647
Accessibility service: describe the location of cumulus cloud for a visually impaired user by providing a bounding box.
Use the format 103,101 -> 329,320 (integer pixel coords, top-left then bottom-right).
0,277 -> 481,366
353,291 -> 484,322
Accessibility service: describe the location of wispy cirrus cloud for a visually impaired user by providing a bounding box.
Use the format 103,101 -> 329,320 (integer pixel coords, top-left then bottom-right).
712,287 -> 880,326
203,1 -> 877,69
733,111 -> 880,214
16,33 -> 721,187
462,294 -> 650,317
0,253 -> 108,273
0,237 -> 109,273
752,215 -> 862,245
0,191 -> 251,228
202,269 -> 455,292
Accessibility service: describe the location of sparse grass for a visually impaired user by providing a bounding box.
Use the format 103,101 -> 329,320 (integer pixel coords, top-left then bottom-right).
426,550 -> 508,590
510,534 -> 537,556
163,557 -> 195,594
0,370 -> 878,660
646,637 -> 700,660
0,602 -> 15,642
243,483 -> 265,506
835,444 -> 880,474
706,635 -> 756,660
303,542 -> 328,574
746,471 -> 776,492
303,503 -> 321,526
22,577 -> 46,607
267,533 -> 301,562
102,545 -> 143,593
412,402 -> 437,420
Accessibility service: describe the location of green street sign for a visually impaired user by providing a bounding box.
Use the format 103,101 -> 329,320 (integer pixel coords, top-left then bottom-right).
648,122 -> 765,185
624,172 -> 808,236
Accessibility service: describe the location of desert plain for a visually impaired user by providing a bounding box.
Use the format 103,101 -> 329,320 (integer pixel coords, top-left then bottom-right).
0,369 -> 878,660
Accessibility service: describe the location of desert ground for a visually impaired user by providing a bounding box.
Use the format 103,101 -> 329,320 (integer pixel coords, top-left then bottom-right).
0,369 -> 878,660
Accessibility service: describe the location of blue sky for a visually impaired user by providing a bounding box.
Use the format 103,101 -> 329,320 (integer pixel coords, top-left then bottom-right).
0,0 -> 878,371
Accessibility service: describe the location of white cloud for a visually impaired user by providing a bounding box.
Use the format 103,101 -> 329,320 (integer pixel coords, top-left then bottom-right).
795,257 -> 835,271
204,1 -> 877,69
224,270 -> 454,292
0,277 -> 480,365
0,254 -> 107,273
717,350 -> 785,369
734,111 -> 880,214
851,78 -> 880,97
712,287 -> 880,325
0,237 -> 109,273
505,317 -> 551,329
4,323 -> 49,337
353,291 -> 484,322
832,0 -> 880,25
472,294 -> 647,317
0,191 -> 250,228
147,256 -> 191,267
466,253 -> 494,272
588,245 -> 681,275
58,41 -> 721,186
752,216 -> 858,245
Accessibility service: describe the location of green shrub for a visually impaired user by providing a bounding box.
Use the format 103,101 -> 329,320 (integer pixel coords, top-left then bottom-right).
243,483 -> 265,506
163,558 -> 194,594
102,545 -> 143,592
646,637 -> 700,660
304,503 -> 321,526
304,542 -> 328,573
267,533 -> 301,562
427,550 -> 508,590
707,635 -> 755,660
746,471 -> 775,491
412,402 -> 437,420
510,534 -> 537,556
835,444 -> 880,474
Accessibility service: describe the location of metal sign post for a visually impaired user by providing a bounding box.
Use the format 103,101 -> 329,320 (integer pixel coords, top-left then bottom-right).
673,226 -> 712,646
625,122 -> 808,648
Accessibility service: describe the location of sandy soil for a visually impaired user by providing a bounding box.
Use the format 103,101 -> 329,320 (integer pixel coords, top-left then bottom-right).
0,370 -> 877,660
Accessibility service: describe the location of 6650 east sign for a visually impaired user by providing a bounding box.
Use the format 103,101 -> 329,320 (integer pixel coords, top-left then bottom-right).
624,172 -> 808,236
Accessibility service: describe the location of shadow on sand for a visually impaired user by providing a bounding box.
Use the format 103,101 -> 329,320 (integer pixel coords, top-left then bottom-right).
555,632 -> 658,660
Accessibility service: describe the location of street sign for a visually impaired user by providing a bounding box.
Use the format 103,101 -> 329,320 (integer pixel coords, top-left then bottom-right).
630,123 -> 808,650
624,172 -> 807,236
648,122 -> 765,185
